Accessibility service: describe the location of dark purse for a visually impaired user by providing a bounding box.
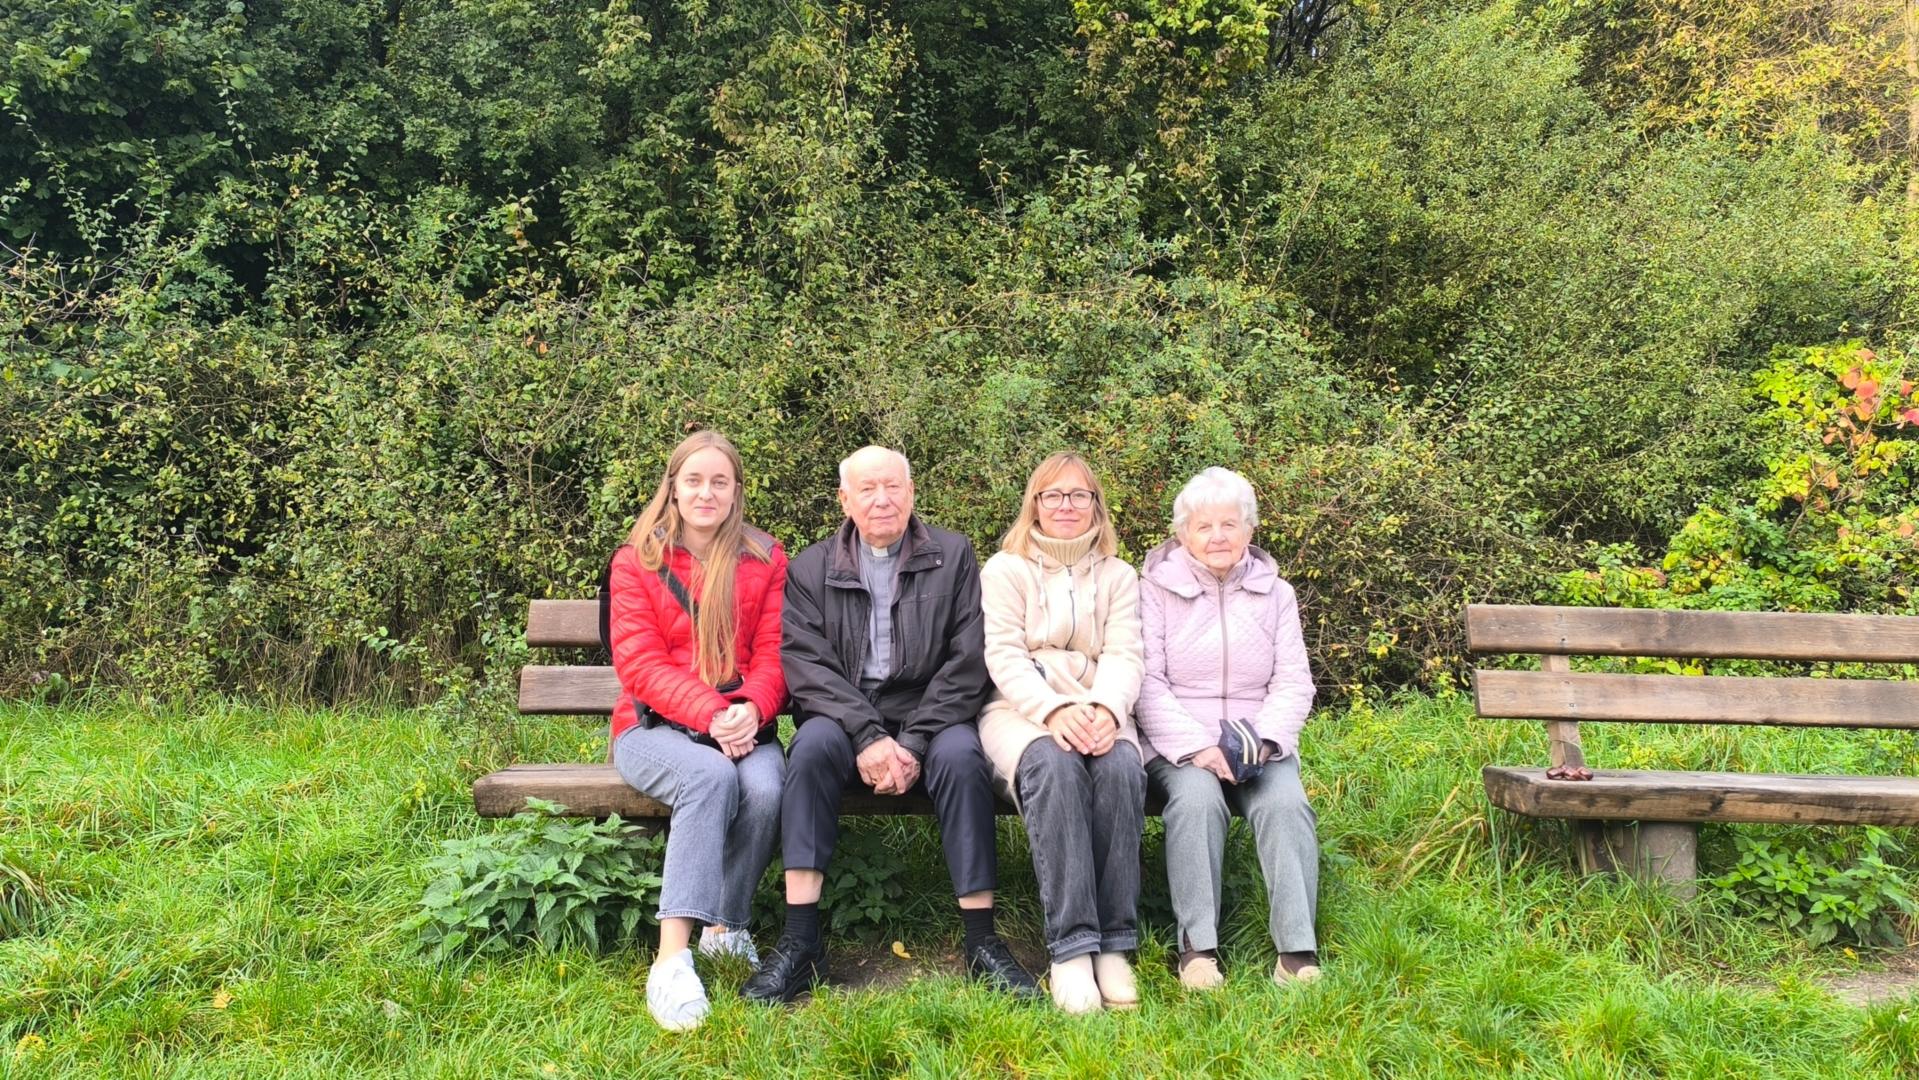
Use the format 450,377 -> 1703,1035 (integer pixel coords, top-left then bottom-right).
1218,717 -> 1266,784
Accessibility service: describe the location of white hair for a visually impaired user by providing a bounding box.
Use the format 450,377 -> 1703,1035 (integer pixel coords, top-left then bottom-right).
1172,467 -> 1259,535
837,446 -> 912,490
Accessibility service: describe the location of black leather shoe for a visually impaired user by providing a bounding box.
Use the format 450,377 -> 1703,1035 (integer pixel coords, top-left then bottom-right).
964,936 -> 1042,999
741,934 -> 825,1004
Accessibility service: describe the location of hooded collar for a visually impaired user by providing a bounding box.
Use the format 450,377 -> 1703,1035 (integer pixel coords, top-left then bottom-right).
1141,538 -> 1278,599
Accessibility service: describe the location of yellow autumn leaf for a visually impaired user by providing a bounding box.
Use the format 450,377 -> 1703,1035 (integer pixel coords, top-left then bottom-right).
890,940 -> 912,960
212,990 -> 233,1010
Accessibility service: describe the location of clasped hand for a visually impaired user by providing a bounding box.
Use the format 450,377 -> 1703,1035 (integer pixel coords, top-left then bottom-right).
707,701 -> 760,760
1045,703 -> 1118,757
856,735 -> 921,795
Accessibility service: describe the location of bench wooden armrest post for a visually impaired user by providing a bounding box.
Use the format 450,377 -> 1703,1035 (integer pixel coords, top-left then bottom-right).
1539,654 -> 1583,770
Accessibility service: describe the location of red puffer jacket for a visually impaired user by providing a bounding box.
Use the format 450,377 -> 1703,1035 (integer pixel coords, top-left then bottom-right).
607,533 -> 788,742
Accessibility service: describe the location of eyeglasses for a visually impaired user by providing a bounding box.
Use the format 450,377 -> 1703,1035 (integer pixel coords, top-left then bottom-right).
1036,489 -> 1098,510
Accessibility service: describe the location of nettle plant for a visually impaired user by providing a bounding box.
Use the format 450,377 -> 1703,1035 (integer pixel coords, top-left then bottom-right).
1560,341 -> 1918,615
1710,827 -> 1919,948
819,824 -> 909,944
411,798 -> 662,958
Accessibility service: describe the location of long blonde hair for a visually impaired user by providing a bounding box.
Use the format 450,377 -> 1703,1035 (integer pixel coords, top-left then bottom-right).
625,430 -> 770,686
999,451 -> 1118,558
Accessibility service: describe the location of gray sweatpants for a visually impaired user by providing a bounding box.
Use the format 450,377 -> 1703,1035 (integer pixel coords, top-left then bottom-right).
613,725 -> 784,930
1146,754 -> 1319,954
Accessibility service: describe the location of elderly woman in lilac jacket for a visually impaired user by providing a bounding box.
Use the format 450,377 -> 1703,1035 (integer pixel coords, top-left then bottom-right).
1137,467 -> 1320,991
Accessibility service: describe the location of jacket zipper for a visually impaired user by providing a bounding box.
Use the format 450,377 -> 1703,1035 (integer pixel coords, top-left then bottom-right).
1217,576 -> 1230,734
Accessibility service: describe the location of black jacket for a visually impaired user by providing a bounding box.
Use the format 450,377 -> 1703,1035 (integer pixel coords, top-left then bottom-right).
780,515 -> 991,760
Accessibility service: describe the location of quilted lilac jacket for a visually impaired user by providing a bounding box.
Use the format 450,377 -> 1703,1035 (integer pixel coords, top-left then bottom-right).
1134,539 -> 1315,765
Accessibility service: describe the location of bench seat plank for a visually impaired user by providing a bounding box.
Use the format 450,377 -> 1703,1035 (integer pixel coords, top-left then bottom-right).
1484,765 -> 1919,825
475,763 -> 948,818
474,763 -> 1178,820
1474,670 -> 1918,728
1465,604 -> 1919,663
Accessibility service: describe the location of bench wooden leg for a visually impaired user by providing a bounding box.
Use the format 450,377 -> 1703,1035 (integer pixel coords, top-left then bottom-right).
1576,821 -> 1698,898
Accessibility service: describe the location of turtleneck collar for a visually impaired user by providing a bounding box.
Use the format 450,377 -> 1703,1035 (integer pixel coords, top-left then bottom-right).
1027,526 -> 1098,570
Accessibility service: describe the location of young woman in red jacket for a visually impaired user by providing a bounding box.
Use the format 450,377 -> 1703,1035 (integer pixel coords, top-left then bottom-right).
608,430 -> 788,1032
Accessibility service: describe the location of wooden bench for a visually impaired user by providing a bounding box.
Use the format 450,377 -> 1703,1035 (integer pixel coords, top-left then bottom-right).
1468,604 -> 1919,894
473,599 -> 960,825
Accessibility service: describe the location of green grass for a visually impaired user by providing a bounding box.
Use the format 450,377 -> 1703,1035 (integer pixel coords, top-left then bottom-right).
5,693 -> 1919,1077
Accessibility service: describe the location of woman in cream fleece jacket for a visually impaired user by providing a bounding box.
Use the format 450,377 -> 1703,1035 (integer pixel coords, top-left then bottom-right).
977,452 -> 1147,1015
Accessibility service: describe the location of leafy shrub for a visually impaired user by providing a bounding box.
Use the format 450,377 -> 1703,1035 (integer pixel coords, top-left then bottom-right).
819,823 -> 909,944
410,798 -> 662,958
1559,342 -> 1918,615
1710,827 -> 1917,947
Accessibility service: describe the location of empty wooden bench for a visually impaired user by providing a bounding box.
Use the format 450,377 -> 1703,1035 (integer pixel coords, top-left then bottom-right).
1468,604 -> 1919,894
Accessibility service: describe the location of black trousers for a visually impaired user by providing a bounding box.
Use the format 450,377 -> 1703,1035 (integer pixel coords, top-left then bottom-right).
781,718 -> 999,897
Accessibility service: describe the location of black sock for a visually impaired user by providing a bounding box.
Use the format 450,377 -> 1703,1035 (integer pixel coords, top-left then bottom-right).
961,906 -> 996,951
783,901 -> 821,947
1279,950 -> 1319,974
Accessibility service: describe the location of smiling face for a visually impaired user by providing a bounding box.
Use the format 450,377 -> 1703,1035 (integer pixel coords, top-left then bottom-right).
674,445 -> 737,539
838,449 -> 914,548
1179,501 -> 1252,579
1035,461 -> 1096,540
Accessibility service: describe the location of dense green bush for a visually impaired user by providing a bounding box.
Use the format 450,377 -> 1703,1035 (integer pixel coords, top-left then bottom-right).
2,0 -> 1909,704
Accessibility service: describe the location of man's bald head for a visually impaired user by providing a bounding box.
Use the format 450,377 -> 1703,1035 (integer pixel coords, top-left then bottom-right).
838,446 -> 911,490
837,446 -> 915,548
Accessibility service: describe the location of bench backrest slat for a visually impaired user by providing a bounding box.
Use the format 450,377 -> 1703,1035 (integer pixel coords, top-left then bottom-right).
520,665 -> 620,714
1465,604 -> 1919,663
1475,670 -> 1919,728
527,599 -> 602,649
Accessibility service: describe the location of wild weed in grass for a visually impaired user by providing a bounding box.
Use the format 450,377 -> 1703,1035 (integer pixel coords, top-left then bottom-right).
819,823 -> 912,945
409,797 -> 661,957
0,854 -> 56,938
1711,826 -> 1918,947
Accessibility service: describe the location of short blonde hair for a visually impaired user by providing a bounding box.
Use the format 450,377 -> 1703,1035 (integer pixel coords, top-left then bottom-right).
1172,467 -> 1259,536
1000,452 -> 1118,558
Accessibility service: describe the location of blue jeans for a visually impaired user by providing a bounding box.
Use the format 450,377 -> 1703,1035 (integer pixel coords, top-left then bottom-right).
1015,739 -> 1145,963
613,725 -> 784,929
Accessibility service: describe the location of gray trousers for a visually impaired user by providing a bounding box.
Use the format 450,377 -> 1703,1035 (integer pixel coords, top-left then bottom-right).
1015,739 -> 1146,963
1146,754 -> 1318,954
613,725 -> 784,930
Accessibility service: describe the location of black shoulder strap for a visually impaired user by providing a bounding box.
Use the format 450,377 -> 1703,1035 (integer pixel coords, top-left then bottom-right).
597,547 -> 701,660
657,564 -> 698,619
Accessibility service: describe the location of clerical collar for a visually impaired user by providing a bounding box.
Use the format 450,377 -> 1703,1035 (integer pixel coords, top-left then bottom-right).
865,537 -> 903,558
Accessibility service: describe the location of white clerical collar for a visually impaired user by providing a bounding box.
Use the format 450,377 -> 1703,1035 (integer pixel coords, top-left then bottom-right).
865,538 -> 902,558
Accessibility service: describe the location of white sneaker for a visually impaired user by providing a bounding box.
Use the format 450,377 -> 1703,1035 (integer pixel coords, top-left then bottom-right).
1092,952 -> 1139,1009
646,949 -> 710,1032
1049,955 -> 1103,1015
699,926 -> 760,966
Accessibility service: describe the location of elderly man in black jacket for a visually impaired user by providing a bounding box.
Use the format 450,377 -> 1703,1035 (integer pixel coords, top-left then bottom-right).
743,445 -> 1040,1004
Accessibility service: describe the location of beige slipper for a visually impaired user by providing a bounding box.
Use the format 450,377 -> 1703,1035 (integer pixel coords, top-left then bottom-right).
1178,952 -> 1224,991
1049,955 -> 1103,1014
1092,952 -> 1139,1009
